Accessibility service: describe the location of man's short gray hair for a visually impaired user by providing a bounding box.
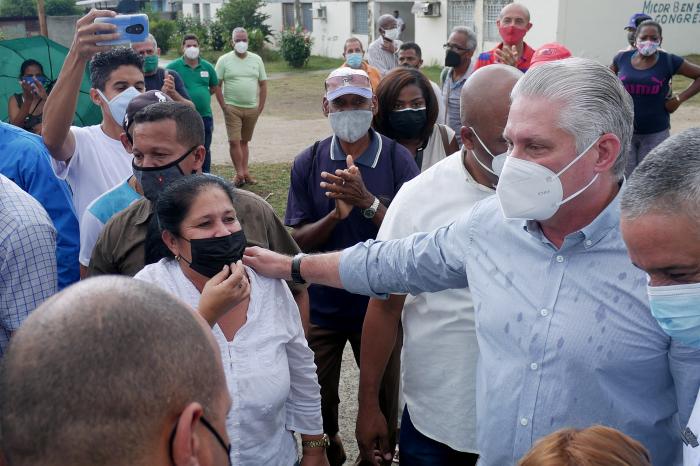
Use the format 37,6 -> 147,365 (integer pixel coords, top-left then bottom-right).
232,26 -> 247,38
451,26 -> 477,52
620,128 -> 700,224
378,14 -> 396,30
146,33 -> 157,49
511,57 -> 633,179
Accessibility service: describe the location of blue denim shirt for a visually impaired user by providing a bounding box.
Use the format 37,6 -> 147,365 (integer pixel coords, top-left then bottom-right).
0,123 -> 79,289
339,191 -> 700,465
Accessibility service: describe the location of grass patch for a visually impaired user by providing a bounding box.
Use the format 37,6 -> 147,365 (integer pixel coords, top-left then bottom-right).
212,162 -> 292,219
423,65 -> 442,84
265,55 -> 345,74
266,73 -> 327,119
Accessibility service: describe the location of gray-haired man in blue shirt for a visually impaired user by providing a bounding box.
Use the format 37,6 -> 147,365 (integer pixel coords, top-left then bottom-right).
244,58 -> 700,465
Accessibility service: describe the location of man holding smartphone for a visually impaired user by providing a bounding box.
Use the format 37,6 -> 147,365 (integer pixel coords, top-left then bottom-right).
42,10 -> 144,229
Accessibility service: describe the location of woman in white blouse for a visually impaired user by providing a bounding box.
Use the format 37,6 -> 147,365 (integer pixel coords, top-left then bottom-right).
134,175 -> 329,466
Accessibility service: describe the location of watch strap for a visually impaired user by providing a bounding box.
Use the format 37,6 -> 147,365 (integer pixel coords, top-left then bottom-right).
362,197 -> 380,219
302,433 -> 330,449
291,253 -> 307,285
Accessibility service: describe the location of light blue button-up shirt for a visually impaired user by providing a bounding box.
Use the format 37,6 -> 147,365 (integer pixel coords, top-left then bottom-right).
339,191 -> 700,465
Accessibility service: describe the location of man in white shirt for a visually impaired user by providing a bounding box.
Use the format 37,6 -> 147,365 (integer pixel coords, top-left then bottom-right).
620,128 -> 700,466
42,9 -> 145,223
393,10 -> 405,39
398,42 -> 445,126
356,64 -> 522,465
367,14 -> 402,76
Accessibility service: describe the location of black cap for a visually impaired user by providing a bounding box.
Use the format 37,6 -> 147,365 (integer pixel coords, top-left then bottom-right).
122,90 -> 172,133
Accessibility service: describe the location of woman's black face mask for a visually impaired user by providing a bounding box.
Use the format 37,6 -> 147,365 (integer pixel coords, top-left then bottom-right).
180,230 -> 247,278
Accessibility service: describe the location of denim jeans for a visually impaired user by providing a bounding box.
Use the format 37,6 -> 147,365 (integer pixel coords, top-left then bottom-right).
202,115 -> 214,173
399,406 -> 479,466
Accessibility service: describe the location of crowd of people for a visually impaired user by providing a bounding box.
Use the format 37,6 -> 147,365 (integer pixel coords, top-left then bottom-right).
1,2 -> 700,466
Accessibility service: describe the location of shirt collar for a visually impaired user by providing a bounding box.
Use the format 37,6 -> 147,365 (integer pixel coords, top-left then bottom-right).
522,182 -> 623,247
134,198 -> 154,226
330,128 -> 382,168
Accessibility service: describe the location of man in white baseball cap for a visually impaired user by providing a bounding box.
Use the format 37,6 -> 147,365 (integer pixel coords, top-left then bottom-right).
282,66 -> 419,465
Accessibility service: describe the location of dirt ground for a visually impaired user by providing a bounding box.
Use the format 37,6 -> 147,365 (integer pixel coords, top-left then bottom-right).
208,72 -> 699,464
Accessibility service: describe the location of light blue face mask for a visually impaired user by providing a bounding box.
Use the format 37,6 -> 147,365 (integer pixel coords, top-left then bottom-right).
97,86 -> 141,126
647,282 -> 700,347
346,52 -> 363,69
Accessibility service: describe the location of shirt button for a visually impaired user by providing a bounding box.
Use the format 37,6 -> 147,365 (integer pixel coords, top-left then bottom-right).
584,239 -> 593,247
556,255 -> 564,263
530,362 -> 539,371
540,308 -> 549,317
520,417 -> 529,426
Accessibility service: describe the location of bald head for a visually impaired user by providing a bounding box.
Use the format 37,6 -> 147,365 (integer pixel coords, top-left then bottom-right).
0,277 -> 227,466
378,14 -> 397,31
500,2 -> 530,22
461,64 -> 522,127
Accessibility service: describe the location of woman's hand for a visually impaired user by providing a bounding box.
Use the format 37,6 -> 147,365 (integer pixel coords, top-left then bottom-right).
665,95 -> 682,113
33,79 -> 48,100
20,80 -> 35,102
301,449 -> 330,466
198,260 -> 249,326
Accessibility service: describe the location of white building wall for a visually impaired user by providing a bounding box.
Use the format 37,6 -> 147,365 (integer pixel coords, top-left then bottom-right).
414,2 -> 448,66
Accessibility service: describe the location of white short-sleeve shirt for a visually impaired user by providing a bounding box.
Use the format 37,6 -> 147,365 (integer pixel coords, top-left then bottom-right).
376,151 -> 494,452
135,260 -> 322,465
51,125 -> 133,222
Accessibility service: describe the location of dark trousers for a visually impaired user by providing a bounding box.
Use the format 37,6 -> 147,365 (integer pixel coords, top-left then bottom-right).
202,115 -> 213,173
307,324 -> 402,447
400,406 -> 479,466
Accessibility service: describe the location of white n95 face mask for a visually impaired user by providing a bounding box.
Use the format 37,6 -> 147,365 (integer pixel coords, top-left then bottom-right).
383,28 -> 400,41
234,41 -> 248,54
495,138 -> 600,221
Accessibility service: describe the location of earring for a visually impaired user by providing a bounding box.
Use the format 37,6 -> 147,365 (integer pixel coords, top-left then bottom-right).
175,254 -> 181,262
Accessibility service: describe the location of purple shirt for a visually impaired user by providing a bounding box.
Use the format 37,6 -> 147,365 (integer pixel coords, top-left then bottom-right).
613,51 -> 683,134
285,130 -> 419,331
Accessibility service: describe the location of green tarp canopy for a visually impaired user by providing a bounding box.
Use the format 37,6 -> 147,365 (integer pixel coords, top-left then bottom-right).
0,35 -> 101,126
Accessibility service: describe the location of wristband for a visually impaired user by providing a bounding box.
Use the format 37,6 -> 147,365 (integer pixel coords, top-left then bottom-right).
291,253 -> 307,285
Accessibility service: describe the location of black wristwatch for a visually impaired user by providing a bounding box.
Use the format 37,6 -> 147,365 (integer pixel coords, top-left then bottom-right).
291,253 -> 307,285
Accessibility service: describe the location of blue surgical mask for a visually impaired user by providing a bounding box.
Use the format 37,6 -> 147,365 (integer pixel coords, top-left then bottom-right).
647,282 -> 700,347
97,86 -> 141,126
346,52 -> 363,69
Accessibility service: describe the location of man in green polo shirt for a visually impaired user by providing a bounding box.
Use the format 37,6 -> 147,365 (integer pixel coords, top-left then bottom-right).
214,27 -> 268,187
166,33 -> 218,173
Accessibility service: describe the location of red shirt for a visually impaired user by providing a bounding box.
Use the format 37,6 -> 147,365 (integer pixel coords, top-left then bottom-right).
475,42 -> 535,72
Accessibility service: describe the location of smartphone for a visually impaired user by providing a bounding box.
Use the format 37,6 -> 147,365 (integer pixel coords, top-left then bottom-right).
21,76 -> 50,88
95,14 -> 149,46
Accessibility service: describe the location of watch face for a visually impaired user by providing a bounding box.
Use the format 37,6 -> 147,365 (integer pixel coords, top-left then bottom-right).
363,208 -> 375,219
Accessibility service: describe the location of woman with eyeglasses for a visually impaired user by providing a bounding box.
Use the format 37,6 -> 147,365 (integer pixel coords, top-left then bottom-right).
135,175 -> 329,466
8,59 -> 50,134
373,67 -> 459,172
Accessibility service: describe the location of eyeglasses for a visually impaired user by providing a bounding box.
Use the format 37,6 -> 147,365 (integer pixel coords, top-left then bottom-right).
443,43 -> 469,53
169,415 -> 232,465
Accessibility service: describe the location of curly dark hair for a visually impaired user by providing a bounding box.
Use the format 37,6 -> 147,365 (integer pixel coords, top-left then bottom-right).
89,47 -> 143,91
372,67 -> 438,143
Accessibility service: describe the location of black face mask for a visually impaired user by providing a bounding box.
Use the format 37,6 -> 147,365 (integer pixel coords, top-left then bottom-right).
388,108 -> 427,140
445,49 -> 462,67
133,146 -> 197,201
181,230 -> 247,278
627,30 -> 636,47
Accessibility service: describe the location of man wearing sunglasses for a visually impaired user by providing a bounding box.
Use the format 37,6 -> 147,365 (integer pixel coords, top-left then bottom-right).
440,26 -> 477,146
0,276 -> 233,466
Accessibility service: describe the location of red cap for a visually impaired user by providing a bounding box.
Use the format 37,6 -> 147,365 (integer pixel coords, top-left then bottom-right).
530,43 -> 572,67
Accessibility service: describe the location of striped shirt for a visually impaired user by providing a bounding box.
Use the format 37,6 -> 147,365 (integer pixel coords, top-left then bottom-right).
367,37 -> 401,76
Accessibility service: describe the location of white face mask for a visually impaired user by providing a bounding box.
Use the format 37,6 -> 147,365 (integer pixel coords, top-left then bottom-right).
469,126 -> 508,177
234,41 -> 248,54
495,138 -> 600,221
329,109 -> 373,143
97,86 -> 141,127
383,28 -> 400,41
184,46 -> 200,59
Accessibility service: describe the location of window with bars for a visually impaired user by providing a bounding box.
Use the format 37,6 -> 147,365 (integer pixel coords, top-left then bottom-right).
447,0 -> 475,37
484,0 -> 511,42
283,3 -> 313,31
352,2 -> 369,34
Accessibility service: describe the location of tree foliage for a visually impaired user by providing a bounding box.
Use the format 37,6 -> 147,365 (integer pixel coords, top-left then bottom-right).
215,0 -> 272,47
45,0 -> 79,16
279,27 -> 312,68
0,0 -> 36,17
